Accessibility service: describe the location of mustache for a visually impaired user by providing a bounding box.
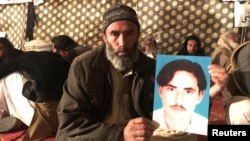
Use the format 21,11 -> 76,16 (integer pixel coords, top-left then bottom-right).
116,47 -> 130,53
170,105 -> 187,111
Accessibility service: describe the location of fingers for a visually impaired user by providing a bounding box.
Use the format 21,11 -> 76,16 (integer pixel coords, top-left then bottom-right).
209,64 -> 229,83
132,117 -> 154,126
131,117 -> 158,128
130,117 -> 156,134
124,117 -> 157,141
208,64 -> 227,75
208,64 -> 229,98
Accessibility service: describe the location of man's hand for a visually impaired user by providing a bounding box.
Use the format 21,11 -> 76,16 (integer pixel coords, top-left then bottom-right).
123,117 -> 158,141
209,64 -> 229,98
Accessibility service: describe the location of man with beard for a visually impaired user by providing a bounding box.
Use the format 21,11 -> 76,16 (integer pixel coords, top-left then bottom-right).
56,4 -> 229,141
177,34 -> 205,56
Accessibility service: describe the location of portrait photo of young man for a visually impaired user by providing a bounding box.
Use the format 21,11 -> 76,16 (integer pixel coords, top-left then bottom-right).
153,55 -> 211,136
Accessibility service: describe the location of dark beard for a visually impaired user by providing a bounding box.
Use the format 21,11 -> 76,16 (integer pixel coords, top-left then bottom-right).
105,42 -> 139,73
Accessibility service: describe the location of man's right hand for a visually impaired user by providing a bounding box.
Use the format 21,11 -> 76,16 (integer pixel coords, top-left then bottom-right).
123,117 -> 158,141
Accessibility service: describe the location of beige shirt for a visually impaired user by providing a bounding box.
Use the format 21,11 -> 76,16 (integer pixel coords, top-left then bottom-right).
104,64 -> 135,124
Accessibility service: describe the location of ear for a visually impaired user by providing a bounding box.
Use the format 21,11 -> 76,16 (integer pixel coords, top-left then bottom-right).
101,33 -> 106,42
197,90 -> 205,104
158,86 -> 163,98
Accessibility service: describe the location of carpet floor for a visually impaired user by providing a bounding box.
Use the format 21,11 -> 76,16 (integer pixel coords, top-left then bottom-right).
0,95 -> 226,141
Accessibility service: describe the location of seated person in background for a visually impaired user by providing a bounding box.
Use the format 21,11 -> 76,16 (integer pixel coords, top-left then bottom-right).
56,4 -> 228,141
211,30 -> 250,125
0,38 -> 23,64
177,34 -> 205,56
141,35 -> 158,59
211,30 -> 239,70
0,37 -> 70,140
226,41 -> 250,125
0,37 -> 28,128
51,35 -> 92,63
24,39 -> 54,52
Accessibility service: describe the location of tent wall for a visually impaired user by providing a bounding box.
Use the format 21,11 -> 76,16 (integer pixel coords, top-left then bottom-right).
0,0 -> 240,55
0,3 -> 27,50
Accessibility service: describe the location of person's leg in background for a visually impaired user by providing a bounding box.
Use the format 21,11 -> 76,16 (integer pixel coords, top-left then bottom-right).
0,72 -> 60,140
225,96 -> 250,124
0,72 -> 35,125
0,72 -> 35,133
22,100 -> 59,141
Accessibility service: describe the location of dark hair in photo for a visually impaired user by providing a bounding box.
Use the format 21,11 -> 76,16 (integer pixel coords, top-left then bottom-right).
157,59 -> 207,91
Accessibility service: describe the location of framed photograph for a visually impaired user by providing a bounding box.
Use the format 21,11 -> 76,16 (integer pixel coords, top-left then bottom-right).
153,55 -> 211,136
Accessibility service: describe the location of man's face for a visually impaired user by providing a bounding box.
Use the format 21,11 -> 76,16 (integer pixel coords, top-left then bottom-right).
227,33 -> 239,49
226,32 -> 239,43
158,70 -> 204,130
144,40 -> 156,53
187,40 -> 198,54
103,20 -> 139,72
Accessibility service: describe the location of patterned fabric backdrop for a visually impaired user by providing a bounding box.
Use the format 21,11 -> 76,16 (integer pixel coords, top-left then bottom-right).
0,3 -> 27,50
0,0 -> 243,55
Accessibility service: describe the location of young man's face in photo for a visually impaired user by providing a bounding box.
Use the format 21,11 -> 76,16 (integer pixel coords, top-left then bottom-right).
158,70 -> 204,130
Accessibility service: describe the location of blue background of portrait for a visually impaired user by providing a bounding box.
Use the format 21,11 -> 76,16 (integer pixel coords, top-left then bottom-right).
153,55 -> 211,119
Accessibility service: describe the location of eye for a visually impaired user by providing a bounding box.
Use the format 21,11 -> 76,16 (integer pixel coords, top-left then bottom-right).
124,30 -> 134,36
165,86 -> 176,93
110,31 -> 119,37
167,87 -> 174,92
185,89 -> 194,95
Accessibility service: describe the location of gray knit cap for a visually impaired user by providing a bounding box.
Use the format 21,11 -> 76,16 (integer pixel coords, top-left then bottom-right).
102,4 -> 140,32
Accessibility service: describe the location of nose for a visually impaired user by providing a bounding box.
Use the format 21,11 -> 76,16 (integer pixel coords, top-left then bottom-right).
118,34 -> 125,47
175,90 -> 184,106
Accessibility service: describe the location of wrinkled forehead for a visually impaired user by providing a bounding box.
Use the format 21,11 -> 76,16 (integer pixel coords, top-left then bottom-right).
106,20 -> 137,32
